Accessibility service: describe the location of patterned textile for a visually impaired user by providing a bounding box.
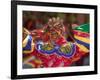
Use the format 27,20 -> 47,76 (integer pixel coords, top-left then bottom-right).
23,24 -> 90,68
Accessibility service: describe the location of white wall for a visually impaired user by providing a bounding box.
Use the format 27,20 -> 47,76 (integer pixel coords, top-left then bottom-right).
0,0 -> 99,80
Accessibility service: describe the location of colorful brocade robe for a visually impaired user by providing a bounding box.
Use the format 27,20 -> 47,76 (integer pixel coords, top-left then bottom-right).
23,24 -> 90,68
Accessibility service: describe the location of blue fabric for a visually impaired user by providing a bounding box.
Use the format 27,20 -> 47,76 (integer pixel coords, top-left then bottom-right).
75,39 -> 90,49
23,35 -> 32,51
36,41 -> 76,58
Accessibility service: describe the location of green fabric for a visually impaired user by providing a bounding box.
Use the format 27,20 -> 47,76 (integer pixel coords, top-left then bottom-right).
74,24 -> 90,33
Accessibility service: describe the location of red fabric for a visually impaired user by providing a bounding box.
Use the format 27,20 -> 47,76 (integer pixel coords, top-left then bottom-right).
55,37 -> 67,46
73,30 -> 89,38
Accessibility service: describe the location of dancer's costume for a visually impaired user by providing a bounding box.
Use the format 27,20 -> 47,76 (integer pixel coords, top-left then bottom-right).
23,24 -> 90,68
